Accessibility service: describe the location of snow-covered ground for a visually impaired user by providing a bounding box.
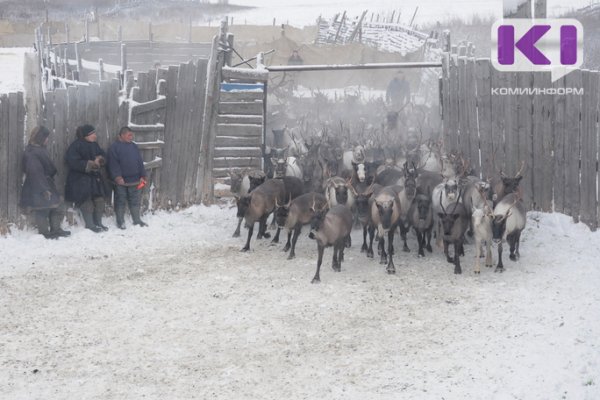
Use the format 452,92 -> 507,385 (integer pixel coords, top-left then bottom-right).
1,204 -> 599,399
0,47 -> 30,93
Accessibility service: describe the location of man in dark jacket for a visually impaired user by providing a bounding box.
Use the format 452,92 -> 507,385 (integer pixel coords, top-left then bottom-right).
65,124 -> 108,233
20,126 -> 71,239
107,126 -> 147,229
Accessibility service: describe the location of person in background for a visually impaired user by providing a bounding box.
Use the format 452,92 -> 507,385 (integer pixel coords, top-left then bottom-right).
287,49 -> 304,65
107,126 -> 147,229
386,70 -> 411,109
20,126 -> 71,239
65,124 -> 108,233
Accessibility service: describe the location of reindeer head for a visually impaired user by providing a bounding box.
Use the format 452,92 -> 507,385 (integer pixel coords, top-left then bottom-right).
274,194 -> 293,228
308,198 -> 329,239
271,147 -> 289,178
236,195 -> 251,219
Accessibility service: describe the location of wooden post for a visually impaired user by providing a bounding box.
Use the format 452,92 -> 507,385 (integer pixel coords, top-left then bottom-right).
224,33 -> 234,67
121,43 -> 127,77
333,11 -> 346,44
504,0 -> 532,18
534,0 -> 547,18
99,58 -> 105,81
198,19 -> 227,205
65,23 -> 70,45
74,41 -> 82,74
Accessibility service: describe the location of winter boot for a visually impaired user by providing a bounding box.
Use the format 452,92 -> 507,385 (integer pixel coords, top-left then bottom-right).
49,209 -> 71,238
80,200 -> 102,233
130,207 -> 148,227
115,207 -> 126,230
92,197 -> 108,231
34,210 -> 54,239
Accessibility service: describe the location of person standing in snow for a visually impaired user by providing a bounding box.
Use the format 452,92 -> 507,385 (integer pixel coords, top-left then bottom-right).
65,124 -> 108,233
107,126 -> 147,229
20,126 -> 71,239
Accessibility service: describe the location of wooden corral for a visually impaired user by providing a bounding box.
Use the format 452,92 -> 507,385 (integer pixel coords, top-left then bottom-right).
440,48 -> 600,230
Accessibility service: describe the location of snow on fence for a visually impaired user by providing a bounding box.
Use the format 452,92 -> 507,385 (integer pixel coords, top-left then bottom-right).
0,92 -> 25,231
440,46 -> 600,230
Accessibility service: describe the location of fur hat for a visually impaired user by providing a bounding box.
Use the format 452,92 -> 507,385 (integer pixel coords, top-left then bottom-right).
28,126 -> 51,146
77,124 -> 96,139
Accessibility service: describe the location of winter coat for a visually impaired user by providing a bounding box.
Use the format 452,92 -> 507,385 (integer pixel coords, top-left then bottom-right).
20,144 -> 62,210
107,140 -> 146,184
64,138 -> 107,205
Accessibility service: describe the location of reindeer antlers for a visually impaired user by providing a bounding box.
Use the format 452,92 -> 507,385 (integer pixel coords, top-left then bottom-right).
515,160 -> 525,178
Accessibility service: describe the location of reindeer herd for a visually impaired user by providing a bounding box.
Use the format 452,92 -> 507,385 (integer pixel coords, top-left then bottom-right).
229,131 -> 528,283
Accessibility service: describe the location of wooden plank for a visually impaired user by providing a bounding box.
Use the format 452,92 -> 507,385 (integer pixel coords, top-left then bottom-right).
160,65 -> 180,207
135,71 -> 149,103
218,102 -> 263,116
144,158 -> 162,170
97,81 -> 109,148
137,141 -> 165,150
517,71 -> 534,209
531,72 -> 545,210
490,67 -> 506,175
217,114 -> 263,124
188,59 -> 208,203
214,157 -> 261,169
53,89 -> 68,194
457,57 -> 469,160
552,76 -> 567,214
213,167 -> 252,179
539,73 -> 554,212
86,84 -> 100,130
0,95 -> 9,221
7,93 -> 20,222
564,69 -> 582,222
176,62 -> 197,205
221,67 -> 268,82
131,97 -> 167,116
475,59 -> 493,179
466,58 -> 480,175
108,78 -> 120,140
214,147 -> 262,158
217,123 -> 262,137
447,54 -> 459,153
15,92 -> 25,221
503,72 -> 518,180
580,70 -> 599,230
220,91 -> 264,102
215,135 -> 263,147
441,54 -> 450,145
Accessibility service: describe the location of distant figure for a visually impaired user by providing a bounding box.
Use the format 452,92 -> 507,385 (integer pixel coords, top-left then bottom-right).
288,50 -> 304,66
386,71 -> 411,109
20,126 -> 71,239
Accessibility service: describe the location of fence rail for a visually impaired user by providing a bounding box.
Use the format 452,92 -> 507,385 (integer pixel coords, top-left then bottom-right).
441,51 -> 600,230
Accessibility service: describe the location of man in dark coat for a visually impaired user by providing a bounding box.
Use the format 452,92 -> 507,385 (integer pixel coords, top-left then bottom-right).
20,126 -> 71,239
386,71 -> 411,109
107,126 -> 147,229
65,124 -> 108,233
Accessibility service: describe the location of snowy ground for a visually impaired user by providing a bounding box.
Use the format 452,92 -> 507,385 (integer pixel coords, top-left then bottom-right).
0,47 -> 30,93
1,203 -> 599,399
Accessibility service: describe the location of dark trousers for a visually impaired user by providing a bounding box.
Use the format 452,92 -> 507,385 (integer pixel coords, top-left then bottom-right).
34,206 -> 66,235
114,185 -> 143,225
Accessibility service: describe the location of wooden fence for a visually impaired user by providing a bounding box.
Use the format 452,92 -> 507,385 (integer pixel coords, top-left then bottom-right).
0,92 -> 25,230
441,50 -> 600,230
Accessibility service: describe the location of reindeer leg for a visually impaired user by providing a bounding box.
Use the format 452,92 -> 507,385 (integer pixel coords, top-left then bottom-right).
379,235 -> 387,265
233,217 -> 242,237
271,227 -> 281,244
288,225 -> 302,260
332,243 -> 341,272
258,215 -> 271,239
454,241 -> 462,274
416,230 -> 425,257
400,222 -> 410,252
425,228 -> 433,253
361,224 -> 368,253
367,226 -> 375,258
386,229 -> 396,274
312,244 -> 324,283
485,240 -> 493,268
495,241 -> 504,272
444,240 -> 454,263
339,244 -> 345,267
508,233 -> 517,261
474,239 -> 481,274
283,230 -> 292,252
241,222 -> 254,252
515,231 -> 521,259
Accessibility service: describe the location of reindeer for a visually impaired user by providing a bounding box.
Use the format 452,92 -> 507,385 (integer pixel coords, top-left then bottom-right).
492,161 -> 525,206
432,178 -> 462,248
308,203 -> 354,283
471,189 -> 495,274
274,192 -> 328,260
369,186 -> 402,274
230,169 -> 266,237
437,191 -> 470,274
348,181 -> 377,253
407,188 -> 434,257
492,193 -> 527,272
241,179 -> 285,252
